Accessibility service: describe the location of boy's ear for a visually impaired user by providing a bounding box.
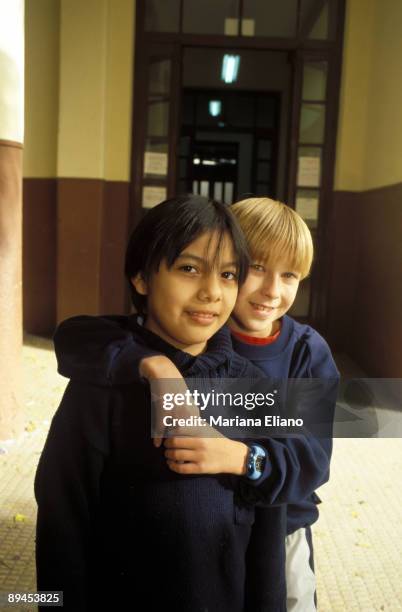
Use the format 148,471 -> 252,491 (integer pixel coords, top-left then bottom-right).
131,273 -> 148,296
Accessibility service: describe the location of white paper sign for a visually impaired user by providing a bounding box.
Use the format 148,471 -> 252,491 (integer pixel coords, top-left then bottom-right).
144,152 -> 168,176
296,196 -> 319,221
241,18 -> 255,36
297,157 -> 320,187
224,18 -> 238,36
142,186 -> 167,209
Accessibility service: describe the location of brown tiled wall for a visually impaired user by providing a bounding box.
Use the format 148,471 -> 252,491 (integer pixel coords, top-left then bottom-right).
23,179 -> 57,335
100,181 -> 131,313
23,178 -> 130,334
328,184 -> 402,376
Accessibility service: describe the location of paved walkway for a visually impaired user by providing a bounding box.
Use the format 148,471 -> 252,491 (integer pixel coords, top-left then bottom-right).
0,336 -> 401,611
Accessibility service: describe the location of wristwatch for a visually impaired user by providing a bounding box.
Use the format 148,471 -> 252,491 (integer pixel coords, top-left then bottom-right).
246,444 -> 267,481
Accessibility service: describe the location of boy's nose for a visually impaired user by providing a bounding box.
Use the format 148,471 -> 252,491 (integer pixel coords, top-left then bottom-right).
261,276 -> 280,300
197,276 -> 222,302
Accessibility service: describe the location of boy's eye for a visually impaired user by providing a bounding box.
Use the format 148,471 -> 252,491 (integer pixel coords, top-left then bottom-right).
179,265 -> 198,274
221,271 -> 238,281
250,263 -> 265,272
283,272 -> 299,280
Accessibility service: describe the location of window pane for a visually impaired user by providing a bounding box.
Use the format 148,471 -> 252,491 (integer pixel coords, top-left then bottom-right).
242,0 -> 298,38
145,0 -> 181,32
182,92 -> 195,126
179,158 -> 188,179
179,136 -> 191,156
255,183 -> 270,196
300,0 -> 330,40
257,161 -> 271,182
310,3 -> 328,39
224,181 -> 234,204
258,140 -> 272,159
149,60 -> 171,95
226,95 -> 254,128
299,103 -> 325,144
297,146 -> 322,187
183,0 -> 239,35
147,101 -> 169,137
200,181 -> 210,197
296,188 -> 320,226
302,62 -> 327,101
142,185 -> 167,209
256,96 -> 277,128
177,180 -> 188,194
214,182 -> 223,201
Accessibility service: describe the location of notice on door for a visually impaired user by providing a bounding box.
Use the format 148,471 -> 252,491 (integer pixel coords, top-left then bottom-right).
297,156 -> 320,188
144,152 -> 168,176
142,186 -> 167,209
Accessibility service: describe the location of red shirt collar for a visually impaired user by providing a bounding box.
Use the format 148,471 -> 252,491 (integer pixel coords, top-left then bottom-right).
230,323 -> 281,345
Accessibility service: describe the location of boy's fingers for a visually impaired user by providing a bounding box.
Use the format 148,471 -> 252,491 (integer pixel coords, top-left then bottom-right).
164,436 -> 194,448
164,448 -> 194,462
166,460 -> 200,474
153,436 -> 163,448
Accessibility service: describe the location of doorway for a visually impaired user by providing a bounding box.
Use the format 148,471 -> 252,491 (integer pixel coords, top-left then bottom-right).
178,48 -> 290,203
130,0 -> 346,332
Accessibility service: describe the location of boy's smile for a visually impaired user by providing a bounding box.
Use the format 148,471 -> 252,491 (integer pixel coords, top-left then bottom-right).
132,231 -> 239,355
185,310 -> 219,325
230,258 -> 301,338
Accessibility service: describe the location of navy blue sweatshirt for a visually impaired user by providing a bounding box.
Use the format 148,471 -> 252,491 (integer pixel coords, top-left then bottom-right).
54,314 -> 339,535
36,321 -> 286,612
231,315 -> 339,533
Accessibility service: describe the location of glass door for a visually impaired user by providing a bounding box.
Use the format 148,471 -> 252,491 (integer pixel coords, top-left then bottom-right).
130,42 -> 181,222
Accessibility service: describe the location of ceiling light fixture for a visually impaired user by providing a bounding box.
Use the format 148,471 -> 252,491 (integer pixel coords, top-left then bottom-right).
221,54 -> 240,84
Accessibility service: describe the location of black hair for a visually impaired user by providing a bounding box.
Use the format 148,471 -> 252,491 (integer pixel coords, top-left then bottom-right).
124,195 -> 250,313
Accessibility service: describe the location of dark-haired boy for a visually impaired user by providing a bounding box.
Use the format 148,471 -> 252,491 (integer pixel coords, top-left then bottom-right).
35,196 -> 286,612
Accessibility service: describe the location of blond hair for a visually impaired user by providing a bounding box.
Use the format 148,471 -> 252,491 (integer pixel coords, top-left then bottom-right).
231,197 -> 313,279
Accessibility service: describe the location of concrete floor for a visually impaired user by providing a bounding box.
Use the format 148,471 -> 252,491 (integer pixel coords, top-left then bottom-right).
0,336 -> 401,611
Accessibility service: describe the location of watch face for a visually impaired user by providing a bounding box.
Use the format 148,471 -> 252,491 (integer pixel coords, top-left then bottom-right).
255,456 -> 264,473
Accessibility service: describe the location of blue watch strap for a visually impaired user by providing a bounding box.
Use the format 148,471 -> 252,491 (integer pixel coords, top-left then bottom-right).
246,444 -> 267,481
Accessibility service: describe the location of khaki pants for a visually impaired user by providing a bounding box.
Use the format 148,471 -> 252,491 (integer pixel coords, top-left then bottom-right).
286,526 -> 316,611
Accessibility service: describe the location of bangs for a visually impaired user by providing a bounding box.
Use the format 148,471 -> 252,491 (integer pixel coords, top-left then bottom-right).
155,200 -> 250,285
249,221 -> 312,277
231,197 -> 313,279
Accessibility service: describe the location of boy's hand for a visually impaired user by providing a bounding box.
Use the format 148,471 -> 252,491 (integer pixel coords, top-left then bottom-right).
139,356 -> 201,448
139,355 -> 182,380
164,433 -> 249,476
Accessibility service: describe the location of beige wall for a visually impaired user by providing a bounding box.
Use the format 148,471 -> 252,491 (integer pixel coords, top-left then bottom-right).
364,0 -> 402,188
23,0 -> 135,181
335,0 -> 402,191
104,0 -> 135,181
58,0 -> 135,181
57,0 -> 108,179
24,0 -> 59,178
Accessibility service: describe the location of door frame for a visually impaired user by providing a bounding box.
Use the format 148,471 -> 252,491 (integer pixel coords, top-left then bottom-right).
128,0 -> 346,333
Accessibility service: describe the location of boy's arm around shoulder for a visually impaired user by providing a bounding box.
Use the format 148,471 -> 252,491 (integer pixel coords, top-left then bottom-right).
238,331 -> 339,506
34,380 -> 112,610
54,315 -> 161,386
